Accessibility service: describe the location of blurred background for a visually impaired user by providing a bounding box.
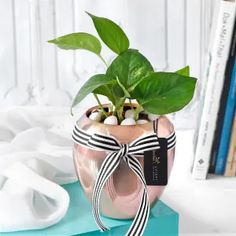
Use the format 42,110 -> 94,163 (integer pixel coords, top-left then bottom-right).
1,1 -> 236,235
0,0 -> 219,129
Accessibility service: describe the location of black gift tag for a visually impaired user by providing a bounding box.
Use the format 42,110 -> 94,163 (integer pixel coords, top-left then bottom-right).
144,138 -> 168,186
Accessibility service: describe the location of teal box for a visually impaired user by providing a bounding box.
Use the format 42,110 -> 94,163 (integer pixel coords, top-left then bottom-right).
2,182 -> 178,236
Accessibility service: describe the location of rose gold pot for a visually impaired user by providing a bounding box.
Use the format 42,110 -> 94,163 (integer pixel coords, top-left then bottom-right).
73,105 -> 175,219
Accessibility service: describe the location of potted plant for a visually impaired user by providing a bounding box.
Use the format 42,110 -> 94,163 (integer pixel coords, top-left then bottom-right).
49,12 -> 196,236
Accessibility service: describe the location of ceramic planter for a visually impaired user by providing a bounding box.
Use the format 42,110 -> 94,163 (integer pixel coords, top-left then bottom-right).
73,105 -> 175,219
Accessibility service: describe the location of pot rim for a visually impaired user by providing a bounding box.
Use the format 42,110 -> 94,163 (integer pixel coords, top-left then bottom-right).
84,103 -> 159,129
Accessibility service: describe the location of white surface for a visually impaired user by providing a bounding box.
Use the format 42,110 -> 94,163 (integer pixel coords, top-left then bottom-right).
161,130 -> 236,236
0,107 -> 235,235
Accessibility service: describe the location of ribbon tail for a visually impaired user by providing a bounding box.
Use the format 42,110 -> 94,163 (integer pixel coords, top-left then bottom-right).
92,151 -> 121,232
124,155 -> 150,236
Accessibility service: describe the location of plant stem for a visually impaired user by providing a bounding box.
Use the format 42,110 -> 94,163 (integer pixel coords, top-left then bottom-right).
70,106 -> 74,116
129,99 -> 133,110
98,54 -> 108,68
117,106 -> 124,123
110,104 -> 115,113
93,93 -> 108,117
114,97 -> 126,123
134,105 -> 144,120
116,76 -> 130,98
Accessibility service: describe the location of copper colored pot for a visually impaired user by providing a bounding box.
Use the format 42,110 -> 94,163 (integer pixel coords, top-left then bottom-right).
73,105 -> 175,219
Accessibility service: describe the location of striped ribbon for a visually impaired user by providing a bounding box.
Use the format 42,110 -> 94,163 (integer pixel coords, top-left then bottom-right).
72,121 -> 176,236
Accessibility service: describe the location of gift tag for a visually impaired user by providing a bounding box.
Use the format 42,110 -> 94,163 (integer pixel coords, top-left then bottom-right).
144,138 -> 168,186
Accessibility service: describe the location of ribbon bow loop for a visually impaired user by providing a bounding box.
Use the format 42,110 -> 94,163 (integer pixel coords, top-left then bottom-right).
87,133 -> 122,152
128,133 -> 160,156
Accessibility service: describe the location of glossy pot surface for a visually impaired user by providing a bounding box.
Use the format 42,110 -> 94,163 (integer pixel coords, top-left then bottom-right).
73,105 -> 175,219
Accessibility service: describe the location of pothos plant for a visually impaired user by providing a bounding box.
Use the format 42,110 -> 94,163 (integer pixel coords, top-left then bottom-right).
48,12 -> 196,124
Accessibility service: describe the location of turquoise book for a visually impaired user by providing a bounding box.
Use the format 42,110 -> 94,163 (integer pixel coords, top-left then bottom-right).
215,59 -> 236,174
2,182 -> 179,236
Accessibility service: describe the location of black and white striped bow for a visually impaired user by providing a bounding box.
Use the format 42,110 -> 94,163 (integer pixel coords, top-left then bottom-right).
72,123 -> 176,236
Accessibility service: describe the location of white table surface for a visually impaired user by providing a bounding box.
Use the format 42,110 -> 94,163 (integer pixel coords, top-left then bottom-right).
161,130 -> 236,236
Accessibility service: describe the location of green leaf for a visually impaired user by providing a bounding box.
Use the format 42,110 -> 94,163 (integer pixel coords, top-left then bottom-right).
48,32 -> 101,55
94,82 -> 124,106
132,72 -> 197,114
87,12 -> 129,54
72,74 -> 115,107
176,66 -> 190,76
106,49 -> 154,92
94,84 -> 116,105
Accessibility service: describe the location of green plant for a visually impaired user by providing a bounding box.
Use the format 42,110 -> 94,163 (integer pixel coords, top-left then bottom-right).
48,12 -> 196,121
